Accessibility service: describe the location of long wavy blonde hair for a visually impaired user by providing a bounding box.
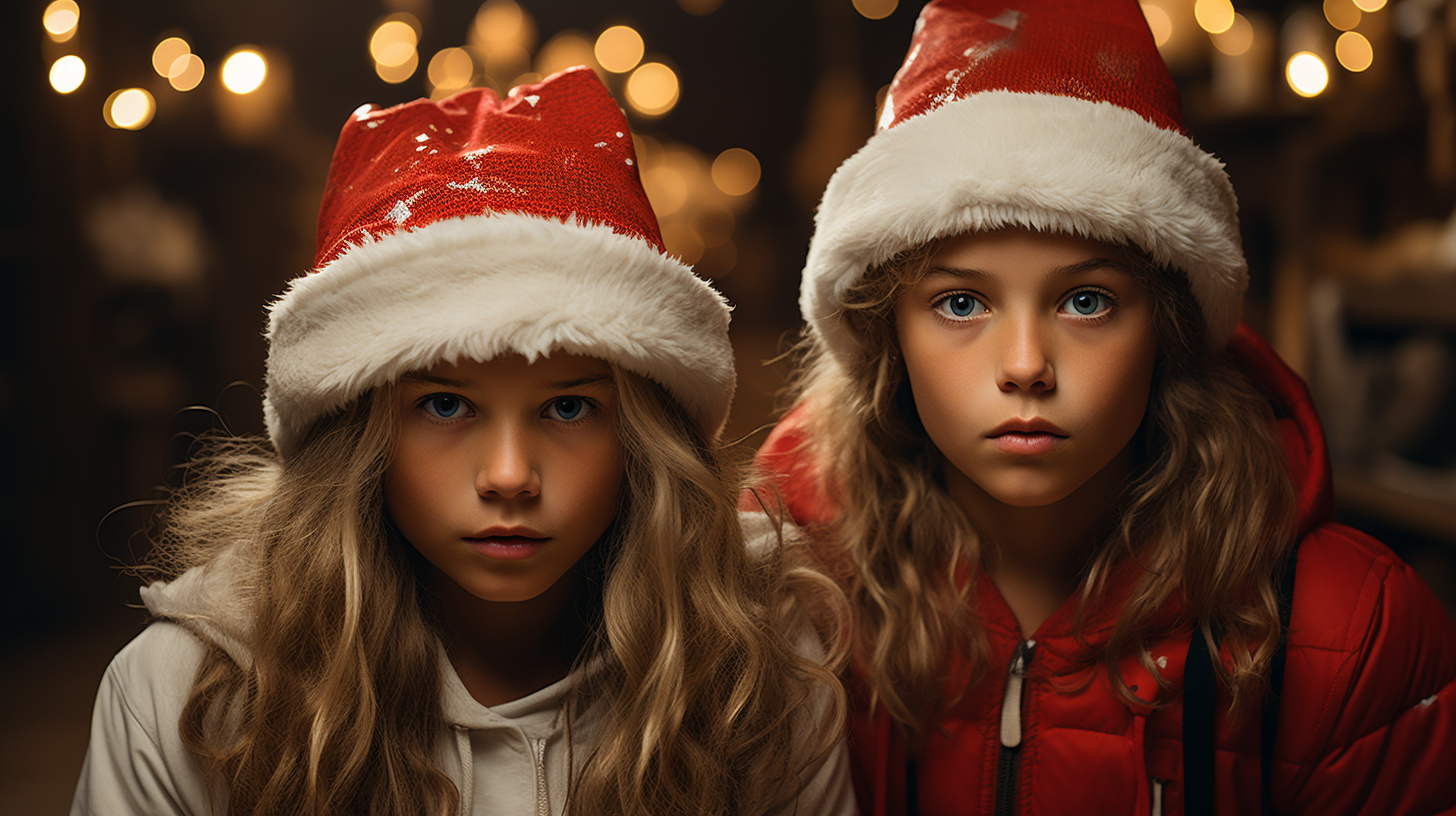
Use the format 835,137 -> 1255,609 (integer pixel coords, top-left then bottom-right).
784,237 -> 1295,742
140,365 -> 846,816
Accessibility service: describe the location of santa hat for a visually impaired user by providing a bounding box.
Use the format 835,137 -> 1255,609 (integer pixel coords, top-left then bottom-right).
802,0 -> 1246,361
264,66 -> 733,456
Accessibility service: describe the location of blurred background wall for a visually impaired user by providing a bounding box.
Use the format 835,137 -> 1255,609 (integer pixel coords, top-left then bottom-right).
3,0 -> 1455,810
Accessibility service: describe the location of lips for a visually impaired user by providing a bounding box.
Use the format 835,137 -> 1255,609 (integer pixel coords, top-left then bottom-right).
987,417 -> 1068,438
987,418 -> 1067,455
464,527 -> 550,560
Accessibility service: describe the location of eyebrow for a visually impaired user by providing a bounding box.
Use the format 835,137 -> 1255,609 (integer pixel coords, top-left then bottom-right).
547,374 -> 616,391
925,256 -> 1130,281
399,373 -> 468,388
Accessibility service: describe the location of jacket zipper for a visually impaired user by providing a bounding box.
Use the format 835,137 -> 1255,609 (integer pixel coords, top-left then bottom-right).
531,736 -> 550,816
995,639 -> 1036,816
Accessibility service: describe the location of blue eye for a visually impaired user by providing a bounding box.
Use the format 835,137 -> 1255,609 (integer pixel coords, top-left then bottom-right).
546,397 -> 591,422
935,293 -> 984,320
422,394 -> 465,419
1063,290 -> 1111,317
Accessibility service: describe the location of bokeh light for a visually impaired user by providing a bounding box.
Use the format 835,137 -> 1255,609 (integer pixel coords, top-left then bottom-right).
1323,0 -> 1362,31
595,25 -> 644,73
625,62 -> 679,117
1140,3 -> 1174,47
152,37 -> 190,77
168,54 -> 205,91
371,17 -> 420,68
1353,0 -> 1386,11
853,0 -> 899,21
43,0 -> 79,42
49,55 -> 86,94
376,50 -> 420,84
711,148 -> 761,196
535,31 -> 595,77
474,1 -> 536,54
643,164 -> 689,216
661,222 -> 705,265
1335,30 -> 1373,71
221,49 -> 267,94
104,88 -> 155,130
1286,52 -> 1329,97
1195,0 -> 1235,34
428,47 -> 475,91
1211,13 -> 1254,56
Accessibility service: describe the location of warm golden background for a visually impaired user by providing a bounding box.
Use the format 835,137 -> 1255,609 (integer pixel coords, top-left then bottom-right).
5,0 -> 1455,810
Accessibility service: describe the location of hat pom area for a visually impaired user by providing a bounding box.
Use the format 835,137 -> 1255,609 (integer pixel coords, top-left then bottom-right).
262,67 -> 734,456
264,212 -> 732,455
801,0 -> 1248,365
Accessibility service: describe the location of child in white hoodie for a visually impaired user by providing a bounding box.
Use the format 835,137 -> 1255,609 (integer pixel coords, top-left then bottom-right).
71,66 -> 853,816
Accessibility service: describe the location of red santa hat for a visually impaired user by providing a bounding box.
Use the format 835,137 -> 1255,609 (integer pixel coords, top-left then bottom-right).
802,0 -> 1246,361
264,66 -> 733,455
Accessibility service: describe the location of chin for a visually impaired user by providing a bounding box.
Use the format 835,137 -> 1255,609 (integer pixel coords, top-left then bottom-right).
977,476 -> 1081,508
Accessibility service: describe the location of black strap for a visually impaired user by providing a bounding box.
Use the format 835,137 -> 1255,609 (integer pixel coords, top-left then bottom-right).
1260,551 -> 1299,814
1183,623 -> 1218,816
906,756 -> 919,816
1184,548 -> 1299,816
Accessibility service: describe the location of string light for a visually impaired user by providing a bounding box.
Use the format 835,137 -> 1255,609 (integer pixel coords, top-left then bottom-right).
1195,0 -> 1236,35
221,49 -> 267,94
428,47 -> 475,92
1335,30 -> 1373,71
1323,0 -> 1362,31
168,54 -> 205,91
43,0 -> 79,42
152,37 -> 190,77
1140,3 -> 1174,47
376,50 -> 419,84
371,17 -> 419,68
49,55 -> 86,94
852,0 -> 898,20
711,148 -> 761,196
595,26 -> 644,74
1211,13 -> 1254,56
1286,52 -> 1329,96
535,31 -> 594,76
104,88 -> 155,130
625,62 -> 679,117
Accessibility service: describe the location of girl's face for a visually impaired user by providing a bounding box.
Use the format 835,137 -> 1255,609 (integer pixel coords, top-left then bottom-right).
386,353 -> 624,604
893,228 -> 1157,509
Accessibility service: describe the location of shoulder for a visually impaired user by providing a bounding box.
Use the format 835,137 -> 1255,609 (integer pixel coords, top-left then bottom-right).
71,623 -> 218,816
96,622 -> 211,747
1278,522 -> 1456,807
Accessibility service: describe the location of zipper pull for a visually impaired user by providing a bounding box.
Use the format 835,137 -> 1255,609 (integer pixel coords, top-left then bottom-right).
531,736 -> 550,816
999,639 -> 1037,748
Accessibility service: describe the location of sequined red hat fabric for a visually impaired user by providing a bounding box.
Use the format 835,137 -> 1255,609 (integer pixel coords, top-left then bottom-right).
314,69 -> 663,269
264,68 -> 733,455
878,0 -> 1184,135
801,0 -> 1246,361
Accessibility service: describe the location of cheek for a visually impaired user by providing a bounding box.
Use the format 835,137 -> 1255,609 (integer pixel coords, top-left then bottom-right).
560,438 -> 625,525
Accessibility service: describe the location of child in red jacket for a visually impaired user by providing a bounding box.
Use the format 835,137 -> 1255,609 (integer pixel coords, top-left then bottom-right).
753,1 -> 1456,814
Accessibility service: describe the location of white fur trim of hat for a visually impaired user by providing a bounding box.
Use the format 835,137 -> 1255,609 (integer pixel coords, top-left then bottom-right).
264,212 -> 734,456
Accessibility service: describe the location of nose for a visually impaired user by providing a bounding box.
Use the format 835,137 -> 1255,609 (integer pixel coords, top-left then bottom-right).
475,425 -> 541,499
997,319 -> 1055,393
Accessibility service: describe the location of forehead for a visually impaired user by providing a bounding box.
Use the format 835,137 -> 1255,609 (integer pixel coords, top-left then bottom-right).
922,228 -> 1134,281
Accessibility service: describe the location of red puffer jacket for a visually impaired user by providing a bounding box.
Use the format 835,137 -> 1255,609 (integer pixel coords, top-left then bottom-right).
752,326 -> 1456,816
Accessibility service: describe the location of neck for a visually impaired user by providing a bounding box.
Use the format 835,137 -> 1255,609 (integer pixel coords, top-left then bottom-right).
944,446 -> 1135,636
419,560 -> 593,707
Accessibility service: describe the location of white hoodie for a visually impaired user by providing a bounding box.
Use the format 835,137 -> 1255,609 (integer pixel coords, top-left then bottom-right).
69,514 -> 857,816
